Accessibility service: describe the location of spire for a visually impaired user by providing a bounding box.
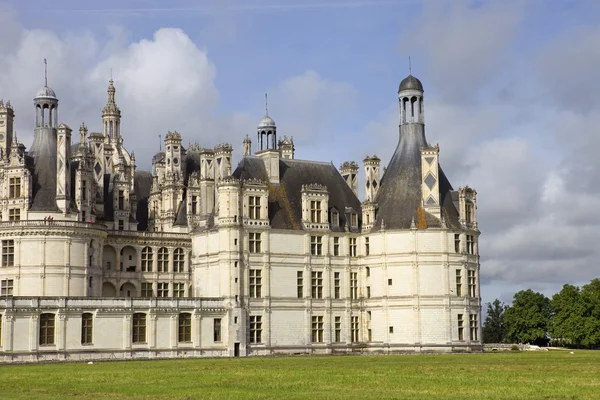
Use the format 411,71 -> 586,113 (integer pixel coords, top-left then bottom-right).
44,58 -> 48,87
408,55 -> 411,75
265,93 -> 269,116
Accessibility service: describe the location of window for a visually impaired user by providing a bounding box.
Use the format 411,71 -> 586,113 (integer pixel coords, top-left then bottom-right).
334,316 -> 341,342
388,279 -> 392,286
366,286 -> 371,298
470,314 -> 478,341
9,208 -> 20,221
0,314 -> 2,346
366,267 -> 370,277
173,283 -> 185,298
173,248 -> 185,272
141,282 -> 153,297
458,314 -> 464,341
468,270 -> 476,297
311,316 -> 324,343
191,196 -> 198,215
311,271 -> 323,299
365,238 -> 370,256
349,238 -> 357,257
213,318 -> 222,342
39,313 -> 55,345
331,210 -> 339,226
454,234 -> 461,253
350,272 -> 358,299
310,236 -> 322,256
81,180 -> 87,201
333,237 -> 340,256
249,269 -> 262,298
82,211 -> 86,222
118,190 -> 124,210
297,271 -> 303,298
1,279 -> 14,296
132,313 -> 146,343
334,272 -> 341,299
178,313 -> 192,342
157,282 -> 169,297
456,269 -> 462,297
389,326 -> 394,334
141,247 -> 153,272
2,240 -> 14,267
351,316 -> 359,342
249,233 -> 261,253
9,177 -> 21,198
118,220 -> 124,231
249,196 -> 261,219
465,202 -> 473,223
157,247 -> 169,272
250,316 -> 262,344
466,235 -> 475,254
351,213 -> 358,227
81,313 -> 93,345
310,200 -> 322,223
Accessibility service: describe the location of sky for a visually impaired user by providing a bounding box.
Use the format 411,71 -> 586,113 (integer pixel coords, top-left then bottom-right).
1,0 -> 599,306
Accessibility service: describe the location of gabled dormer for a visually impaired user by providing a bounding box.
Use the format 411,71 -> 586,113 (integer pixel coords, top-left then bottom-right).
242,178 -> 269,227
301,183 -> 329,231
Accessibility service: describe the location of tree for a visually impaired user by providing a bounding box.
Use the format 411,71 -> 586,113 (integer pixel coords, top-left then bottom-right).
580,279 -> 600,347
504,289 -> 550,345
549,284 -> 586,347
483,299 -> 507,343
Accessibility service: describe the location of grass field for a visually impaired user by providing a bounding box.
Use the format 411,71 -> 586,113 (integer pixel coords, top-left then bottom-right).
1,351 -> 599,399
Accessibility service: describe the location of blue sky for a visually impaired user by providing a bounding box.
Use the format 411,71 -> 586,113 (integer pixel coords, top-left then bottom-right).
2,0 -> 600,306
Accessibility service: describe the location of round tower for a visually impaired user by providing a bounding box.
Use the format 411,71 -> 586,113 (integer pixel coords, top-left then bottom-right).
257,94 -> 276,152
398,74 -> 424,126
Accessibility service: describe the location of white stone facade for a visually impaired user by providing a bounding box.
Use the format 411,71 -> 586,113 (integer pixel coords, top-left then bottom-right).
0,73 -> 481,362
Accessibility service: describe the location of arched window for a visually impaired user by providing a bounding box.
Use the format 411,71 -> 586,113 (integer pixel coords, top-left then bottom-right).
173,248 -> 185,272
157,247 -> 169,272
141,247 -> 153,272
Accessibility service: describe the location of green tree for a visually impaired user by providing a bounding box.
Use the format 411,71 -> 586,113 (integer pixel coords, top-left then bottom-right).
504,289 -> 550,345
580,278 -> 600,347
549,284 -> 585,347
483,299 -> 507,343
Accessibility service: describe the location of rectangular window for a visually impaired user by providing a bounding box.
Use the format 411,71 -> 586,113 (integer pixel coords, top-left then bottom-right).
388,279 -> 392,286
2,240 -> 14,267
456,269 -> 462,297
1,279 -> 14,296
82,211 -> 86,222
81,180 -> 87,201
389,326 -> 394,334
333,237 -> 340,256
249,196 -> 261,219
458,314 -> 465,341
366,286 -> 371,298
334,316 -> 341,342
249,232 -> 262,253
311,315 -> 324,343
351,316 -> 359,342
141,282 -> 153,297
470,314 -> 478,341
213,318 -> 222,342
468,270 -> 476,297
0,313 -> 2,346
250,315 -> 262,344
173,249 -> 185,272
365,237 -> 370,256
173,282 -> 185,298
9,177 -> 21,198
132,313 -> 146,344
366,267 -> 370,277
368,329 -> 372,341
297,271 -> 303,298
310,236 -> 322,256
310,200 -> 322,223
465,203 -> 473,223
249,269 -> 262,298
349,238 -> 357,257
466,235 -> 475,254
311,271 -> 323,299
118,220 -> 124,231
157,282 -> 169,297
350,272 -> 358,300
39,313 -> 55,346
334,272 -> 341,299
118,190 -> 124,210
157,248 -> 168,272
351,213 -> 358,227
9,208 -> 20,221
454,234 -> 461,253
331,210 -> 339,227
141,248 -> 153,272
191,196 -> 198,215
81,313 -> 93,345
178,313 -> 192,342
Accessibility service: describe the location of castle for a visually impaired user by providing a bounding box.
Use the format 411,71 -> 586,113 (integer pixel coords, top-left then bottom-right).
0,71 -> 481,361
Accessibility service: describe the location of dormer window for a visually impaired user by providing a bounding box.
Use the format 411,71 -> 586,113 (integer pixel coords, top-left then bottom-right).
351,213 -> 358,227
330,209 -> 339,227
465,202 -> 473,223
249,196 -> 261,219
310,200 -> 322,223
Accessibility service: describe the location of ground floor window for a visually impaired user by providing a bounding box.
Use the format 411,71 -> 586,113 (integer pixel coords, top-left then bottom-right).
351,316 -> 359,343
470,314 -> 478,341
178,313 -> 192,342
312,315 -> 324,343
250,316 -> 262,344
132,313 -> 146,344
81,313 -> 93,344
214,318 -> 222,342
39,313 -> 55,346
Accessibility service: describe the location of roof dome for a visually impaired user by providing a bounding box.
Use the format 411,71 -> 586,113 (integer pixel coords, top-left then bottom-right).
258,115 -> 276,129
398,74 -> 423,93
35,85 -> 57,99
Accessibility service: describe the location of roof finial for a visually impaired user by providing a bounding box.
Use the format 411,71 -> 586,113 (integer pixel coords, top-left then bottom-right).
44,58 -> 48,87
159,134 -> 162,151
409,56 -> 412,75
110,67 -> 113,82
265,93 -> 269,116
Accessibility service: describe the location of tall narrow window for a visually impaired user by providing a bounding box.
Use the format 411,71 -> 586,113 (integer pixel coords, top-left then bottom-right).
157,247 -> 169,272
334,272 -> 341,299
249,196 -> 261,219
470,314 -> 478,341
350,272 -> 358,299
351,316 -> 359,343
466,235 -> 475,254
351,213 -> 358,227
468,270 -> 476,297
2,240 -> 14,267
250,316 -> 262,344
81,180 -> 87,201
9,177 -> 21,198
0,313 -> 2,346
249,269 -> 262,298
366,286 -> 371,298
310,236 -> 322,256
9,209 -> 20,221
118,220 -> 124,231
454,234 -> 461,253
331,210 -> 339,227
141,247 -> 153,272
465,202 -> 473,223
458,314 -> 464,341
132,313 -> 146,343
333,237 -> 340,256
334,316 -> 341,342
178,313 -> 192,342
249,233 -> 262,253
213,318 -> 222,342
456,269 -> 462,297
311,316 -> 324,343
310,200 -> 322,223
1,279 -> 14,296
141,282 -> 153,297
311,271 -> 323,299
297,271 -> 303,298
39,313 -> 55,345
157,282 -> 169,297
349,238 -> 357,257
366,267 -> 370,277
173,282 -> 185,298
81,313 -> 93,345
173,248 -> 185,272
118,190 -> 124,210
191,196 -> 198,215
365,237 -> 370,256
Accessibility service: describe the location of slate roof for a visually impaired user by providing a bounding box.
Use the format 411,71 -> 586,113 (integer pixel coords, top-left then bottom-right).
398,74 -> 424,92
134,170 -> 152,230
232,156 -> 361,231
28,128 -> 60,212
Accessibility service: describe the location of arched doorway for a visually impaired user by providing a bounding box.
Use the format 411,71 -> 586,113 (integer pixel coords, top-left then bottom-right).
120,282 -> 137,297
102,282 -> 117,297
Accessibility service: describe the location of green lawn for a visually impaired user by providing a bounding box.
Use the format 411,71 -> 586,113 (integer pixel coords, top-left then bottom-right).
1,351 -> 599,399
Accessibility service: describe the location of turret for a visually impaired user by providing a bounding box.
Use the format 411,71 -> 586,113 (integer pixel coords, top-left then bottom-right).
363,155 -> 380,202
340,161 -> 359,197
56,123 -> 72,213
278,136 -> 295,160
0,99 -> 15,159
102,79 -> 121,143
